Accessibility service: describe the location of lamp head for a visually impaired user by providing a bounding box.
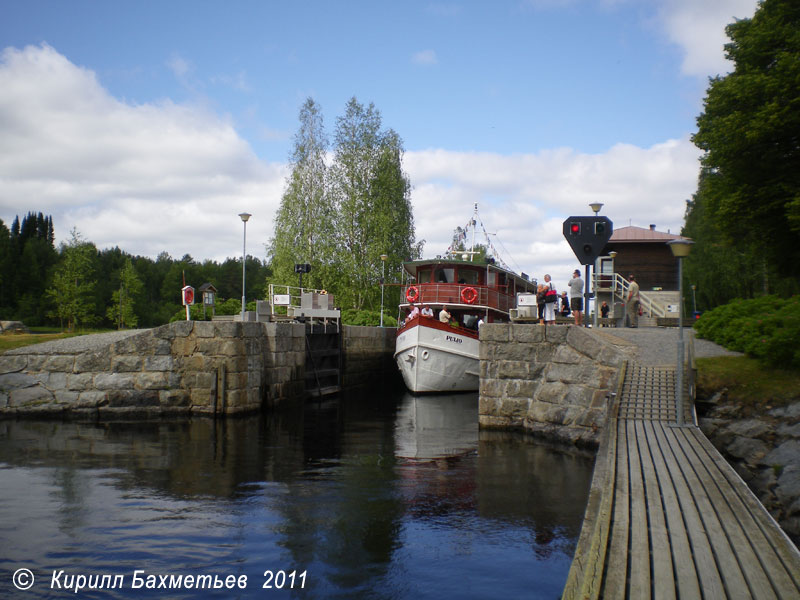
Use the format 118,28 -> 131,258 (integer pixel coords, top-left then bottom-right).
667,238 -> 694,258
238,212 -> 252,223
589,202 -> 604,215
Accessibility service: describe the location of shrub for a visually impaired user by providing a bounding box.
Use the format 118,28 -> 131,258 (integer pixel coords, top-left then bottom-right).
694,296 -> 800,369
341,309 -> 397,327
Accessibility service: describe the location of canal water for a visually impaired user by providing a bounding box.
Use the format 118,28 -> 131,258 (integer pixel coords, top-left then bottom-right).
0,387 -> 594,599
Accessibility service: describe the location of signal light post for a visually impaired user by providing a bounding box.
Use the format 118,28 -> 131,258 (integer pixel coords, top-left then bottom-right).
563,209 -> 613,327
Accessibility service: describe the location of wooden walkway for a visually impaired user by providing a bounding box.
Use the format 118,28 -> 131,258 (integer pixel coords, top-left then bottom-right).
563,362 -> 800,599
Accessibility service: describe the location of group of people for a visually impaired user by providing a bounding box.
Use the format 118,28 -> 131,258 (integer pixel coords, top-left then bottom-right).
404,303 -> 484,330
537,269 -> 641,327
401,269 -> 643,328
537,270 -> 586,325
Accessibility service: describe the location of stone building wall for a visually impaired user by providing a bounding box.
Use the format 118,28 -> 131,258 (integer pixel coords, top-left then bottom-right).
0,321 -> 306,418
479,324 -> 627,448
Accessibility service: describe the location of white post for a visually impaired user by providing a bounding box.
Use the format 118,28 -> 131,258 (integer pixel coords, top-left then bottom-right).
676,255 -> 685,426
239,213 -> 251,320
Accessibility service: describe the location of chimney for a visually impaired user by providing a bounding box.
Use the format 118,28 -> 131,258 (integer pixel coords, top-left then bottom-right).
649,224 -> 656,231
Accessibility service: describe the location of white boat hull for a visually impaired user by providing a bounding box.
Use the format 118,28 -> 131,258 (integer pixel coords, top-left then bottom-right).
394,320 -> 480,393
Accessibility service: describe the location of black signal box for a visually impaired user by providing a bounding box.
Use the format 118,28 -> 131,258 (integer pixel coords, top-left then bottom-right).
562,216 -> 613,265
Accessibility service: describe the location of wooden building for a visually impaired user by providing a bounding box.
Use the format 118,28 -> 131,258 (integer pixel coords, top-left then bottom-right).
602,224 -> 688,291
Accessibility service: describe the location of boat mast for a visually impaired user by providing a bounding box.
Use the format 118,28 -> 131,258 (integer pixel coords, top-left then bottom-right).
469,203 -> 478,262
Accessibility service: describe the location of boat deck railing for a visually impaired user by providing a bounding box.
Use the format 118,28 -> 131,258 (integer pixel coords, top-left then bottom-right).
401,283 -> 516,313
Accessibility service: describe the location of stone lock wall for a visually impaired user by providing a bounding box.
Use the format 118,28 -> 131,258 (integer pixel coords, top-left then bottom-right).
341,325 -> 398,389
479,324 -> 626,447
0,321 -> 306,418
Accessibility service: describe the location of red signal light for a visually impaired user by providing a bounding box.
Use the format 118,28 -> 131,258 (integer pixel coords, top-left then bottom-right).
570,222 -> 581,235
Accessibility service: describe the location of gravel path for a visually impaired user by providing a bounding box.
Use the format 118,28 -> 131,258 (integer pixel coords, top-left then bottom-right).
592,327 -> 742,366
6,329 -> 148,355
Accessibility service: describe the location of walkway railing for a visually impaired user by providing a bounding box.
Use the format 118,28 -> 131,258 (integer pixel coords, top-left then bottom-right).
604,273 -> 669,319
401,283 -> 515,314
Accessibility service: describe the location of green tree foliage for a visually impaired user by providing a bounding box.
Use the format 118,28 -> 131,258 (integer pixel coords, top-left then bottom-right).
691,0 -> 800,280
1,211 -> 270,329
329,98 -> 420,310
269,98 -> 333,291
682,173 -> 771,311
268,97 -> 420,312
0,212 -> 58,324
107,257 -> 144,329
46,229 -> 98,331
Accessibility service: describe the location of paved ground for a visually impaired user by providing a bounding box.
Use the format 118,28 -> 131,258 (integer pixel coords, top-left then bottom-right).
593,326 -> 742,366
6,329 -> 147,355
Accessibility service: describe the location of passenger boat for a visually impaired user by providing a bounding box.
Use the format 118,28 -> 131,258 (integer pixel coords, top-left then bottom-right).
394,206 -> 537,393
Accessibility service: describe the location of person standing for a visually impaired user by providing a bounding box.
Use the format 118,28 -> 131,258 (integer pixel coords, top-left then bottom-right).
542,274 -> 557,324
568,269 -> 584,326
626,274 -> 640,328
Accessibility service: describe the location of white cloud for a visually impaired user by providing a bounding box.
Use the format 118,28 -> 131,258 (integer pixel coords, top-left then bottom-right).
405,138 -> 700,294
0,44 -> 286,262
412,49 -> 439,66
1,43 -> 702,301
655,0 -> 758,77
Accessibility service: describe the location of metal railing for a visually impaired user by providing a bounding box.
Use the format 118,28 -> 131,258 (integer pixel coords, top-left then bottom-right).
604,273 -> 669,319
401,283 -> 515,314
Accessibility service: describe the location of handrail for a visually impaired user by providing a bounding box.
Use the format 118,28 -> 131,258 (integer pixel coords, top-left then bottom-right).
267,283 -> 330,315
609,274 -> 668,319
400,283 -> 516,314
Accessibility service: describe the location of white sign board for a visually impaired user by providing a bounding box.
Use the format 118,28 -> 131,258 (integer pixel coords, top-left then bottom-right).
273,294 -> 291,306
517,293 -> 537,306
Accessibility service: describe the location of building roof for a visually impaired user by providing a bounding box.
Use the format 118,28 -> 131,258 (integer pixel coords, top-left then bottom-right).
609,225 -> 688,243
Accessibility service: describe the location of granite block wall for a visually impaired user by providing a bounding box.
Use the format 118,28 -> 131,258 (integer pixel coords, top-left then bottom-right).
479,324 -> 626,447
0,321 -> 306,418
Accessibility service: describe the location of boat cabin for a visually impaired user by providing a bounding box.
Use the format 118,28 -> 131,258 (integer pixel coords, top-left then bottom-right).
399,259 -> 536,330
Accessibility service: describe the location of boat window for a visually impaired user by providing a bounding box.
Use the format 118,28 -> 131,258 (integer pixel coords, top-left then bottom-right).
458,269 -> 479,285
435,268 -> 454,283
487,271 -> 496,287
417,268 -> 432,283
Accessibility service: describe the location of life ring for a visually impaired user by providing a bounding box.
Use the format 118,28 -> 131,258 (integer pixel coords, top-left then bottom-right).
406,286 -> 419,303
461,287 -> 478,304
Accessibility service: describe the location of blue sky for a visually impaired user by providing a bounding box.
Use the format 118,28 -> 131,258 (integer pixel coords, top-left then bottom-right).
0,0 -> 758,293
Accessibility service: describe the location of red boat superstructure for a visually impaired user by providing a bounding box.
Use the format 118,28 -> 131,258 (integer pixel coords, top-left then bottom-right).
395,258 -> 536,393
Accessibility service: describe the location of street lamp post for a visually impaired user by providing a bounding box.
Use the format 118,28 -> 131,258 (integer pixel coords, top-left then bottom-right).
667,238 -> 693,426
238,212 -> 251,321
691,284 -> 697,316
589,203 -> 604,328
380,254 -> 388,327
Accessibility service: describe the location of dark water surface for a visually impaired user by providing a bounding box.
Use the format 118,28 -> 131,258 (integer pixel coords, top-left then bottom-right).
0,388 -> 594,599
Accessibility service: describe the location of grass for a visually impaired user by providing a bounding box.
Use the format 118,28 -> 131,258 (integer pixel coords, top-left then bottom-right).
696,355 -> 800,412
0,328 -> 113,354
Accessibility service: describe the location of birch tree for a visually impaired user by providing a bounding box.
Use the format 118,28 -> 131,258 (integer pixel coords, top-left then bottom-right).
268,98 -> 333,291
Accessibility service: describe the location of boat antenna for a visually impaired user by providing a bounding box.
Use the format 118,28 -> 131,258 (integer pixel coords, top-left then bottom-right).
469,202 -> 478,261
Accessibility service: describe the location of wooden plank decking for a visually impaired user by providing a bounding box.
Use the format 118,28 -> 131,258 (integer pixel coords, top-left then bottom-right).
563,363 -> 800,599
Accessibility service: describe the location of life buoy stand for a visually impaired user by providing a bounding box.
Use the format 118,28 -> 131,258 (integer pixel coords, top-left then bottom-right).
461,287 -> 478,304
406,286 -> 419,303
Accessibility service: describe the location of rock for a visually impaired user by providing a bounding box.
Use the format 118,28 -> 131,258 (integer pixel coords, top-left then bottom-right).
727,418 -> 772,439
776,465 -> 800,505
725,436 -> 769,468
763,440 -> 800,468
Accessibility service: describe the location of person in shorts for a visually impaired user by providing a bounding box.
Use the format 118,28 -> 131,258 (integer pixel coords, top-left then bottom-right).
568,269 -> 584,326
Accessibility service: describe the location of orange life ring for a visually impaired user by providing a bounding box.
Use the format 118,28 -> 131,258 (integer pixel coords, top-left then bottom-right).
406,286 -> 419,303
461,287 -> 478,304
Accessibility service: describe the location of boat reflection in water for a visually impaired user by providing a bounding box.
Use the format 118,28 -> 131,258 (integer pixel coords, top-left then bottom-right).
394,392 -> 478,461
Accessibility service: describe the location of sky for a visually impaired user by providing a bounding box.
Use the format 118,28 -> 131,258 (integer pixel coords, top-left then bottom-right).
0,0 -> 759,295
